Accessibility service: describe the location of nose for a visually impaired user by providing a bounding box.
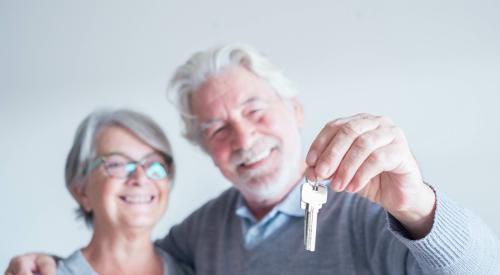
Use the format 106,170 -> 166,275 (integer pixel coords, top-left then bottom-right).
231,119 -> 257,150
126,164 -> 150,186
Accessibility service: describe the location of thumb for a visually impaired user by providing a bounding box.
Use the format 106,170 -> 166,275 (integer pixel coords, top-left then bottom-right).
35,255 -> 57,275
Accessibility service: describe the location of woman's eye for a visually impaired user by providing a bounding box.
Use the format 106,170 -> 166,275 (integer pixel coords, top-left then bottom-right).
106,162 -> 124,169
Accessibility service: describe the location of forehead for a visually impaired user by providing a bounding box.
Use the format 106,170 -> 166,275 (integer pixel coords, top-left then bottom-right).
96,126 -> 154,158
190,66 -> 279,118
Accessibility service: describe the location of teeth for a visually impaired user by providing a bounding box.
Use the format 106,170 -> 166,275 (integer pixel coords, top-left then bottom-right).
122,195 -> 153,204
243,149 -> 272,166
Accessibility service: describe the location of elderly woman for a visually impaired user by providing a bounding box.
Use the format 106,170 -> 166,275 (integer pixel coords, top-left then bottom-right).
56,108 -> 192,275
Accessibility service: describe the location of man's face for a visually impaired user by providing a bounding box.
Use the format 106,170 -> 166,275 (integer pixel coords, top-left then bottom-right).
191,66 -> 304,204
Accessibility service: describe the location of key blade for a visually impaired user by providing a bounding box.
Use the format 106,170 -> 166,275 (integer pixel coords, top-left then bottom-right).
301,182 -> 327,252
303,206 -> 309,246
305,205 -> 319,251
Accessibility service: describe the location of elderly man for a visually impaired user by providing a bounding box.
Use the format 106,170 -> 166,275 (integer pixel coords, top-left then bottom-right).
6,44 -> 500,275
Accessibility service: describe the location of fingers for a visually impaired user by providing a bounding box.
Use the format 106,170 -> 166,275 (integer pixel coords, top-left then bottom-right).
306,113 -> 370,168
307,114 -> 393,180
331,126 -> 398,191
346,142 -> 402,193
304,166 -> 317,182
6,254 -> 36,275
5,253 -> 56,275
36,255 -> 57,275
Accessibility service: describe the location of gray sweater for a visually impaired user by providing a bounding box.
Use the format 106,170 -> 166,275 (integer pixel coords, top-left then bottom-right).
157,187 -> 500,275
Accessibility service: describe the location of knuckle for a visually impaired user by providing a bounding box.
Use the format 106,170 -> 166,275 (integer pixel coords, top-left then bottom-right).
325,120 -> 339,129
324,122 -> 341,135
378,115 -> 394,125
339,122 -> 359,137
368,151 -> 385,164
325,146 -> 343,162
36,258 -> 49,267
315,135 -> 329,147
320,153 -> 336,167
355,134 -> 374,150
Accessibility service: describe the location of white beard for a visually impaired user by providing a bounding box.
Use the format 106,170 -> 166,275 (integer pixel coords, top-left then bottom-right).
236,144 -> 302,204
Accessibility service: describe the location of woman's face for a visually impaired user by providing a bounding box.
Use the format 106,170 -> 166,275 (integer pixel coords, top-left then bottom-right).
78,126 -> 170,231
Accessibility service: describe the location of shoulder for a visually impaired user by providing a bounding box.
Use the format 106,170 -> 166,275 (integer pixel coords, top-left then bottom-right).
57,249 -> 97,275
155,187 -> 240,260
180,187 -> 240,226
156,247 -> 195,275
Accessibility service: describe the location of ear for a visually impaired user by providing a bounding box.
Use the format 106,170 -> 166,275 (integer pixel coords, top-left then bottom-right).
70,182 -> 93,213
289,97 -> 304,128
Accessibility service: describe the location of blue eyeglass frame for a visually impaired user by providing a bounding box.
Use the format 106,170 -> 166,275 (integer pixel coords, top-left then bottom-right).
88,153 -> 172,181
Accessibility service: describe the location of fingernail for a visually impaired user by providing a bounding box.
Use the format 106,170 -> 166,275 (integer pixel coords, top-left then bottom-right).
305,168 -> 316,182
306,150 -> 318,165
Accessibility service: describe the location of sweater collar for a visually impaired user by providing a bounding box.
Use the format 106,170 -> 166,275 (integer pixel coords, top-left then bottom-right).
235,178 -> 306,221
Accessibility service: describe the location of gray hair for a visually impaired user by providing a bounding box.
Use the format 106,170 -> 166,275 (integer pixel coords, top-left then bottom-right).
167,43 -> 298,147
65,108 -> 175,227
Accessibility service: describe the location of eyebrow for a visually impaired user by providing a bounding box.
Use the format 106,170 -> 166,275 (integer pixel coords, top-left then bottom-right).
243,97 -> 265,105
199,119 -> 224,131
198,97 -> 268,131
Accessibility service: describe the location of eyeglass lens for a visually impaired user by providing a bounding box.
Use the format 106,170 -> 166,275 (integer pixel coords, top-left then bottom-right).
103,155 -> 168,180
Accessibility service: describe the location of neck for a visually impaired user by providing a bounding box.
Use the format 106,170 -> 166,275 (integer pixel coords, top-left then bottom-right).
82,223 -> 161,274
246,161 -> 306,220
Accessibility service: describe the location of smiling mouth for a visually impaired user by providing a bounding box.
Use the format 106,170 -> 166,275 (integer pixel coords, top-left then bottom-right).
119,195 -> 155,204
239,147 -> 275,168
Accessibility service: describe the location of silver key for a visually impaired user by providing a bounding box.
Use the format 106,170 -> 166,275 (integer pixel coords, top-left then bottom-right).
301,180 -> 328,252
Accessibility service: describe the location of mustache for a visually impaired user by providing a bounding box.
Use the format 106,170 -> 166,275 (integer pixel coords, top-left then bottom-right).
229,137 -> 279,166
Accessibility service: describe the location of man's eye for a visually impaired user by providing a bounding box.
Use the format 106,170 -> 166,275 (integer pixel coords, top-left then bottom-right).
249,108 -> 265,120
210,126 -> 228,139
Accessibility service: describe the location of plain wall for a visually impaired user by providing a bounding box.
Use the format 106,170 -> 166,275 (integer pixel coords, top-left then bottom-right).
1,0 -> 499,269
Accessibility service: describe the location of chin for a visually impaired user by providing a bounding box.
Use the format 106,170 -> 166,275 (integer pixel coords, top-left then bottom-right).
122,219 -> 158,230
239,173 -> 291,202
120,213 -> 161,228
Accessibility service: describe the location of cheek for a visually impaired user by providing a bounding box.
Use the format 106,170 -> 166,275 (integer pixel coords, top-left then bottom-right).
159,183 -> 170,200
260,114 -> 293,140
155,183 -> 170,215
263,113 -> 302,154
88,179 -> 119,206
207,144 -> 232,168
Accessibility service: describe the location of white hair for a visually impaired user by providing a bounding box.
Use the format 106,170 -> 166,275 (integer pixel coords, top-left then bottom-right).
167,43 -> 298,147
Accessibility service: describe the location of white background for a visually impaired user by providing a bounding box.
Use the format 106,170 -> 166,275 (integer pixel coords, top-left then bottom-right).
1,0 -> 499,270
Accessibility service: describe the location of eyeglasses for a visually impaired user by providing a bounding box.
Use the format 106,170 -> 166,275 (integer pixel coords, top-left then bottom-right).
88,153 -> 171,181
